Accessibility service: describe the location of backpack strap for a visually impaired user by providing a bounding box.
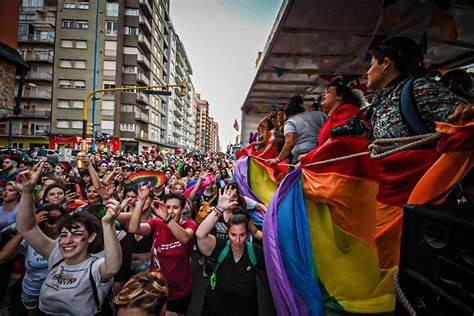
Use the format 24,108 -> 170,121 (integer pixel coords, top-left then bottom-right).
51,258 -> 65,270
246,241 -> 258,267
210,240 -> 230,290
88,257 -> 101,313
400,78 -> 430,135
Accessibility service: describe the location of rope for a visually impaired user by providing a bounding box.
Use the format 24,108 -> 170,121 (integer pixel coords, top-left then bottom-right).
249,132 -> 441,167
369,133 -> 441,159
394,269 -> 417,316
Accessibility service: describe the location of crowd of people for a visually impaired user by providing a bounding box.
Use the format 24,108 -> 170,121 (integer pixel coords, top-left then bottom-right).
0,36 -> 472,316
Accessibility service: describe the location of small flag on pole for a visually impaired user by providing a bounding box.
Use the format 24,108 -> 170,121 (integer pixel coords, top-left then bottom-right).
233,119 -> 239,131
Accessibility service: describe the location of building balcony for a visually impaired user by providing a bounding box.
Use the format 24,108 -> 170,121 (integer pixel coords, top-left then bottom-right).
173,118 -> 183,127
137,72 -> 150,85
172,127 -> 182,137
138,15 -> 152,36
137,53 -> 150,70
18,34 -> 54,45
22,90 -> 52,100
25,72 -> 53,81
24,53 -> 54,63
173,107 -> 183,117
136,92 -> 149,104
18,109 -> 51,118
139,0 -> 152,18
21,5 -> 56,13
135,111 -> 149,123
10,128 -> 50,137
138,34 -> 151,52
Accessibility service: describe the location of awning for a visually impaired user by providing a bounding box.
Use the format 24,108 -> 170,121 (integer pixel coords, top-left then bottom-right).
241,0 -> 474,115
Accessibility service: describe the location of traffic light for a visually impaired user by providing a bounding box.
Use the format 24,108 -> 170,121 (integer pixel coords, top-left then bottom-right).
86,122 -> 93,136
180,81 -> 187,97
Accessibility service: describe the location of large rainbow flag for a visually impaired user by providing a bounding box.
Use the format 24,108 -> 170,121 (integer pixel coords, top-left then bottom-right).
262,136 -> 395,315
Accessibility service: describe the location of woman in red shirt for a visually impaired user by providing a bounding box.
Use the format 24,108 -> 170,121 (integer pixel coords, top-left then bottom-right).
318,80 -> 363,146
128,187 -> 196,315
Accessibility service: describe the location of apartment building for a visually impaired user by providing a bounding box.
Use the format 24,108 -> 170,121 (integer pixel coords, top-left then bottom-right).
212,120 -> 220,152
163,20 -> 196,150
10,0 -> 200,152
7,0 -> 57,149
196,94 -> 209,151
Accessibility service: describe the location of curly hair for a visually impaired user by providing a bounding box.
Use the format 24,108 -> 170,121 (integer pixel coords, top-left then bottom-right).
113,271 -> 168,314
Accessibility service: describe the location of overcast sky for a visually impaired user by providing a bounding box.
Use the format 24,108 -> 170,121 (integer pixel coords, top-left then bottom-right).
170,0 -> 283,149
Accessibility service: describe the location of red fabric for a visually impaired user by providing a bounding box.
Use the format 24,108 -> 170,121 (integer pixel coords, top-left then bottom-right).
437,123 -> 474,153
317,104 -> 361,146
376,149 -> 438,206
301,136 -> 379,182
147,218 -> 197,300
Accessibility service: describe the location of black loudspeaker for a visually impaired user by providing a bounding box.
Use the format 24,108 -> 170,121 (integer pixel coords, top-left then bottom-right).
396,204 -> 474,315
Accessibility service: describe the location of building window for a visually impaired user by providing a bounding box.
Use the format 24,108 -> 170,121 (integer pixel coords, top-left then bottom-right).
62,20 -> 74,28
123,65 -> 137,74
124,8 -> 139,16
123,46 -> 138,55
103,60 -> 116,77
106,2 -> 119,16
73,80 -> 86,89
124,26 -> 139,36
60,40 -> 74,48
105,21 -> 118,36
57,120 -> 69,128
120,104 -> 134,112
64,2 -> 75,9
101,100 -> 115,116
77,1 -> 89,9
74,60 -> 86,69
76,40 -> 87,49
104,40 -> 117,56
57,100 -> 70,108
59,80 -> 72,88
72,100 -> 84,109
59,59 -> 73,68
71,121 -> 83,129
77,21 -> 88,29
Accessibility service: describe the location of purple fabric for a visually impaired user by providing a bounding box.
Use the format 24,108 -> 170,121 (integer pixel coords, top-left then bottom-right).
263,169 -> 309,315
234,157 -> 264,222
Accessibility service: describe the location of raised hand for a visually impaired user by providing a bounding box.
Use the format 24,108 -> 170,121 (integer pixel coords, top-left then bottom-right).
150,199 -> 169,221
102,198 -> 122,224
16,161 -> 44,193
35,211 -> 48,224
98,182 -> 115,199
217,186 -> 238,210
137,182 -> 150,201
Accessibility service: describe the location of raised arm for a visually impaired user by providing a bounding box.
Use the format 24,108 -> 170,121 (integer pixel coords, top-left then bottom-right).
268,132 -> 296,165
151,200 -> 195,245
127,184 -> 152,236
84,156 -> 102,190
188,171 -> 207,201
99,198 -> 123,280
16,161 -> 55,259
196,187 -> 238,256
0,234 -> 23,264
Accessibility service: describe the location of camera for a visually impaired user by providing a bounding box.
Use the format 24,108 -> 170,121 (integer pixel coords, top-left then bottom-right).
330,113 -> 366,137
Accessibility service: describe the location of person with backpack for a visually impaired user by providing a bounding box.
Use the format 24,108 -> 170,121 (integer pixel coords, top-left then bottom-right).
196,186 -> 265,316
15,161 -> 123,316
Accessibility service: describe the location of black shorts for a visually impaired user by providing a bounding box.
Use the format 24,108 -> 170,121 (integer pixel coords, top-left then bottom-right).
167,293 -> 192,314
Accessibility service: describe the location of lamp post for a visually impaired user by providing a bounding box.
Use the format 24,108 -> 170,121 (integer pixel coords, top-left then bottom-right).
81,81 -> 187,150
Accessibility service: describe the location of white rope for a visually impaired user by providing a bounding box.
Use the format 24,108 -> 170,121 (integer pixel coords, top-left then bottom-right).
369,133 -> 441,159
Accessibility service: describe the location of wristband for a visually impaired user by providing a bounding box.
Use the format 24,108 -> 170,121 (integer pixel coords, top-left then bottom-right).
213,207 -> 223,217
163,216 -> 172,224
215,205 -> 224,212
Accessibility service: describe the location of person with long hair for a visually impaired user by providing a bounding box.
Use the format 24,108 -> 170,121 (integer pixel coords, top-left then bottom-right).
16,161 -> 123,316
114,271 -> 168,316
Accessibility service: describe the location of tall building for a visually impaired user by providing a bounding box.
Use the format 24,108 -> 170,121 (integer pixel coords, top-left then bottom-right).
212,120 -> 220,152
8,1 -> 56,149
196,95 -> 208,151
10,0 -> 198,153
164,20 -> 195,150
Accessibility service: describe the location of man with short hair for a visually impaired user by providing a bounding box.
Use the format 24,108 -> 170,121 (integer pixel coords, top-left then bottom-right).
0,156 -> 21,186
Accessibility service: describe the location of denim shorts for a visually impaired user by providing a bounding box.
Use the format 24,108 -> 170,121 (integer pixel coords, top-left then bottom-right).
21,291 -> 39,310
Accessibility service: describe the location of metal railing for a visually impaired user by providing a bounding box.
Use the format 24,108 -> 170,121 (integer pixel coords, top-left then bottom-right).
18,34 -> 54,44
26,72 -> 53,81
23,90 -> 52,99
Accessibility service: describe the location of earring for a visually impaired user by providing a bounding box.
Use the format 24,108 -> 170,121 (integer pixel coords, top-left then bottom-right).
382,67 -> 388,74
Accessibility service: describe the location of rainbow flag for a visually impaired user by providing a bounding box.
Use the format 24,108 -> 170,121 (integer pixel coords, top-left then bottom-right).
128,171 -> 167,189
264,136 -> 395,315
183,174 -> 216,198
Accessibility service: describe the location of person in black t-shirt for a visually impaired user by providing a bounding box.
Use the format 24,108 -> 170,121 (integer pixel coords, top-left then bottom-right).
196,187 -> 265,316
